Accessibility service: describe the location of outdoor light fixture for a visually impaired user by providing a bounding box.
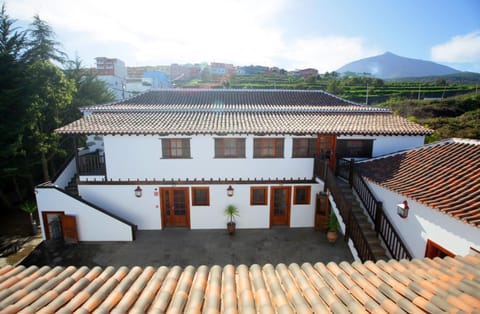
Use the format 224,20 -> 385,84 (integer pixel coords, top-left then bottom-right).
134,186 -> 143,198
397,200 -> 409,219
227,185 -> 234,197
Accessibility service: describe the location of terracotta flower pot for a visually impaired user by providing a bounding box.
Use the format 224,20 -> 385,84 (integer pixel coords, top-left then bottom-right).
227,222 -> 236,235
326,231 -> 337,243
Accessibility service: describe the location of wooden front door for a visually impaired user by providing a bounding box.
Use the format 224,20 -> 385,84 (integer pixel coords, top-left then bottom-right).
61,215 -> 79,243
42,211 -> 64,240
161,188 -> 190,228
270,186 -> 291,226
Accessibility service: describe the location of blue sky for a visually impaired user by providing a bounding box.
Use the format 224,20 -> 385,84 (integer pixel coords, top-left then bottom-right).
4,0 -> 480,72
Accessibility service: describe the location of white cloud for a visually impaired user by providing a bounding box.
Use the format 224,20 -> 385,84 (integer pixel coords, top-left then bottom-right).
283,36 -> 382,72
431,31 -> 480,63
6,0 -> 381,71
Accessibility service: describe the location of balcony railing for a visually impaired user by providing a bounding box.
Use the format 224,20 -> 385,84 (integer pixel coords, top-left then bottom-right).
324,166 -> 376,262
338,158 -> 412,260
78,151 -> 106,176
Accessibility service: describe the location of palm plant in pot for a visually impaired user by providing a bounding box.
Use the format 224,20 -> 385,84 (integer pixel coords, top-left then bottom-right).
224,204 -> 239,235
326,211 -> 340,243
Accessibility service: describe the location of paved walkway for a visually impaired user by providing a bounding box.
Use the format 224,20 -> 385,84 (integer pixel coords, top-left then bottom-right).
21,228 -> 354,268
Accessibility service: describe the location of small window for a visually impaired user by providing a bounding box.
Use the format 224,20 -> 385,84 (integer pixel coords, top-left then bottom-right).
250,186 -> 268,205
215,138 -> 245,158
192,187 -> 210,206
162,138 -> 191,158
425,239 -> 455,258
294,186 -> 311,205
292,138 -> 316,158
253,138 -> 284,158
336,139 -> 373,158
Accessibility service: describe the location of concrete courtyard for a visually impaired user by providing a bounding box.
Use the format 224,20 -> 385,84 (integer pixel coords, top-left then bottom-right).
21,228 -> 354,268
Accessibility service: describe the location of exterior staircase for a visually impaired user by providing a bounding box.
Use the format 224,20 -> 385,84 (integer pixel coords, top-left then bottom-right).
336,179 -> 389,261
65,175 -> 79,196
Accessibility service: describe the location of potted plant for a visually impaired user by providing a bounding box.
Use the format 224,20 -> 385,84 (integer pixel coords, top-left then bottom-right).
224,204 -> 239,235
20,201 -> 38,235
326,211 -> 340,243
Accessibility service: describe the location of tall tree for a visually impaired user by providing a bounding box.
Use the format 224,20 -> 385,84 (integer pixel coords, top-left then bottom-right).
24,14 -> 67,64
24,60 -> 75,182
21,15 -> 75,181
0,4 -> 30,206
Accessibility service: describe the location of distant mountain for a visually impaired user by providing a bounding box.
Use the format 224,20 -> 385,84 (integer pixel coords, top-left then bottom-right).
337,52 -> 461,79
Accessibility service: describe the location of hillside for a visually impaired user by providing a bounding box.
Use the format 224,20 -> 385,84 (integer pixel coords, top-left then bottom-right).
380,93 -> 480,141
337,52 -> 461,79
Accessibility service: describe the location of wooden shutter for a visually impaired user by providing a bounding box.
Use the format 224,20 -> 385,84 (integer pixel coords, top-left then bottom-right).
161,139 -> 169,158
182,138 -> 191,158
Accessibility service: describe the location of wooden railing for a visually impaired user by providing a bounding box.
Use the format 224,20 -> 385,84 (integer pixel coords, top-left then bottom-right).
78,152 -> 106,175
338,158 -> 412,260
313,157 -> 328,182
324,166 -> 376,262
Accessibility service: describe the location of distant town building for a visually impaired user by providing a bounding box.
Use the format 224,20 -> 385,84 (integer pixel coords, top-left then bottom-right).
170,64 -> 202,81
95,57 -> 127,100
209,62 -> 236,76
237,65 -> 270,75
126,67 -> 171,93
291,68 -> 319,78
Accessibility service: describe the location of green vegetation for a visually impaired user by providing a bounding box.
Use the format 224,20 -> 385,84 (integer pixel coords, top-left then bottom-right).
0,5 -> 114,211
381,94 -> 480,142
176,72 -> 477,105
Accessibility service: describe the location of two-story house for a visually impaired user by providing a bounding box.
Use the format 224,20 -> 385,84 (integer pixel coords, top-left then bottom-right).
35,89 -> 431,241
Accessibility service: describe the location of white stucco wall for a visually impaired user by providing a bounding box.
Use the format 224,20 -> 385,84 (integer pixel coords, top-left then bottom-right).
103,135 -> 315,181
79,184 -> 161,230
337,135 -> 425,157
35,187 -> 133,241
368,183 -> 480,257
78,182 -> 323,230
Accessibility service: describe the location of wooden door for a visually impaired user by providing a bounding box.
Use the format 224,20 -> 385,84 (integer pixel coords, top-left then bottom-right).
161,188 -> 190,228
270,186 -> 291,226
42,211 -> 64,240
317,134 -> 336,170
61,215 -> 78,243
314,193 -> 330,231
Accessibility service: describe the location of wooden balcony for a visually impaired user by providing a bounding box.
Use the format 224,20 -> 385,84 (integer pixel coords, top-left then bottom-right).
78,151 -> 106,176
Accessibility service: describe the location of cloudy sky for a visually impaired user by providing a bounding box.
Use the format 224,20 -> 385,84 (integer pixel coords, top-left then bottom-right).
4,0 -> 480,72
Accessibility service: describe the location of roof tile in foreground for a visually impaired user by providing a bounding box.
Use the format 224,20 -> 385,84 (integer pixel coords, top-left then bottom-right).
359,138 -> 480,227
0,254 -> 479,313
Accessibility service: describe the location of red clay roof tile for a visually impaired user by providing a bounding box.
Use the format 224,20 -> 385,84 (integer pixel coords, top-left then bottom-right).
359,139 -> 480,227
0,254 -> 479,312
56,89 -> 432,136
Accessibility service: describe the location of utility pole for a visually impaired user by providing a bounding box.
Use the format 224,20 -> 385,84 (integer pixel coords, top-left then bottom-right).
417,82 -> 421,100
365,83 -> 369,105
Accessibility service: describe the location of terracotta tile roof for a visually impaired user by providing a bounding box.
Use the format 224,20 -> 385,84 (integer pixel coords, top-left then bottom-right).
55,89 -> 432,136
84,89 -> 389,113
358,138 -> 480,227
0,254 -> 479,313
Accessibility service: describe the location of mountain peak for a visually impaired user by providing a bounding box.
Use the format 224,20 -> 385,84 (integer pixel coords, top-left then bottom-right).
337,52 -> 460,79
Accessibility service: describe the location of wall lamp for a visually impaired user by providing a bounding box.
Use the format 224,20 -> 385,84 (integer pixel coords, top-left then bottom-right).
397,200 -> 409,219
227,185 -> 234,197
134,186 -> 143,198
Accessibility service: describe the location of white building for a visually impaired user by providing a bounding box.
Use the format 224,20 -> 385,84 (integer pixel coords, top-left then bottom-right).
95,57 -> 128,100
357,138 -> 480,257
35,89 -> 431,241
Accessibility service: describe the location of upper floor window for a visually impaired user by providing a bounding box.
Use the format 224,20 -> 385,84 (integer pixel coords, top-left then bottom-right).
162,138 -> 191,158
292,138 -> 316,158
336,139 -> 373,158
215,138 -> 245,158
253,138 -> 284,158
